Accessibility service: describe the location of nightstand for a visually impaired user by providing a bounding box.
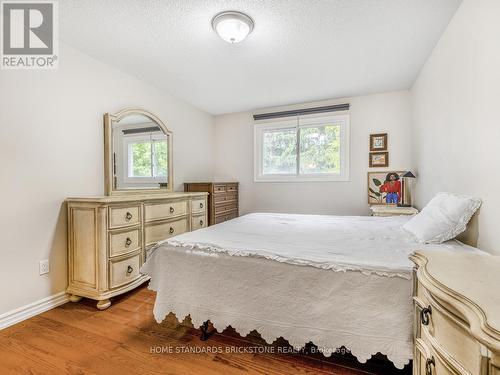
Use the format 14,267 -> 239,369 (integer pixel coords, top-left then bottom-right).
369,205 -> 418,217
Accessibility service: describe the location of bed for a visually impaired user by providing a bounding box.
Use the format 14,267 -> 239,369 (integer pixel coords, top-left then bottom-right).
140,213 -> 483,369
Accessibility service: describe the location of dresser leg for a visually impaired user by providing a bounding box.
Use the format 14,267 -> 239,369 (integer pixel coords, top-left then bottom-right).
96,299 -> 111,310
68,294 -> 82,303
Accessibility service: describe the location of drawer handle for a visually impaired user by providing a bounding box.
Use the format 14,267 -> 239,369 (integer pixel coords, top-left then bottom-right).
425,357 -> 435,375
169,227 -> 174,234
421,306 -> 432,326
169,206 -> 175,214
125,237 -> 132,247
199,202 -> 204,209
199,219 -> 204,226
125,212 -> 133,221
127,265 -> 133,274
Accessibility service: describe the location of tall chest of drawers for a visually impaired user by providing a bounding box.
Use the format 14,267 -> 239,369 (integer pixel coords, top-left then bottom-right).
411,251 -> 500,375
66,192 -> 207,309
184,182 -> 239,226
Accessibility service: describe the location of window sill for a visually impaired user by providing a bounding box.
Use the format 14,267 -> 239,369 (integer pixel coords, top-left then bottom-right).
123,178 -> 167,184
254,174 -> 350,183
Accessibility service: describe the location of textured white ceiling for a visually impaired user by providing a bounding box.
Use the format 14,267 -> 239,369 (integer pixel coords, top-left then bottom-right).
60,0 -> 461,115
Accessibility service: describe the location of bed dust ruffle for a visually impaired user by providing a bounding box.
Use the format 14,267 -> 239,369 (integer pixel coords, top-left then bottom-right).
141,245 -> 413,369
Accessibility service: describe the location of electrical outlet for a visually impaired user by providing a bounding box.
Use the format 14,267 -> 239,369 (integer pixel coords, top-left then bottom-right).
39,259 -> 49,275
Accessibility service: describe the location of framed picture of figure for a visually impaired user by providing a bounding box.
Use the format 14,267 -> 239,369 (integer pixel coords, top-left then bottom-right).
369,151 -> 389,167
367,171 -> 405,205
370,133 -> 387,151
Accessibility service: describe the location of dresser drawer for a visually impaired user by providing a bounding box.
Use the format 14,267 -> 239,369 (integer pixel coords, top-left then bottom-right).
418,327 -> 473,375
214,202 -> 237,215
144,217 -> 189,246
191,198 -> 207,214
109,228 -> 141,258
109,253 -> 141,289
144,200 -> 188,222
415,279 -> 431,304
214,211 -> 238,224
191,214 -> 207,231
213,184 -> 226,194
226,183 -> 238,192
213,192 -> 237,205
414,296 -> 426,339
109,205 -> 141,229
415,337 -> 457,375
420,295 -> 483,374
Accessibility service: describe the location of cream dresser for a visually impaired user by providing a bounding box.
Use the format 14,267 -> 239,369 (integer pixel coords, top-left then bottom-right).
66,192 -> 207,309
411,250 -> 500,375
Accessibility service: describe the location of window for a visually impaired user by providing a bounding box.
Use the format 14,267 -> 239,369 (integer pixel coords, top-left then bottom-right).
254,113 -> 349,182
123,132 -> 168,183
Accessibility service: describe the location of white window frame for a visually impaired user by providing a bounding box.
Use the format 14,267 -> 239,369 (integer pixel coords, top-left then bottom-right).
123,132 -> 167,184
254,113 -> 350,182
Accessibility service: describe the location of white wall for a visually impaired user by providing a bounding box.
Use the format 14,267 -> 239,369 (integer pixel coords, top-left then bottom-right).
214,91 -> 412,216
0,43 -> 214,315
411,0 -> 500,254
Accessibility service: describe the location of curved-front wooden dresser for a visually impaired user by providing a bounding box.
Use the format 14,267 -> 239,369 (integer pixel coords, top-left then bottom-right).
411,250 -> 500,375
66,192 -> 208,310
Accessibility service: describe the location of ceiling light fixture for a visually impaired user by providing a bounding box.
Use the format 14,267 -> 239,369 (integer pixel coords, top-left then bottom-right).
212,11 -> 254,44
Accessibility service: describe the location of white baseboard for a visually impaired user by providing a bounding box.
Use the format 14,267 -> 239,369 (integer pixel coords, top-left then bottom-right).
0,292 -> 69,330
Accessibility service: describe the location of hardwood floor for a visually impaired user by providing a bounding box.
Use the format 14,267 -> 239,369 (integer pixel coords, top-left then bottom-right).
0,285 -> 411,375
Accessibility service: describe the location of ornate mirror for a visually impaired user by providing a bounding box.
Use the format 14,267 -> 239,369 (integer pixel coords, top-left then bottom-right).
104,108 -> 173,195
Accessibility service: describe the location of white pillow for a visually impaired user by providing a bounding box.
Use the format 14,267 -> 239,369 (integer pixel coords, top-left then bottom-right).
403,192 -> 481,243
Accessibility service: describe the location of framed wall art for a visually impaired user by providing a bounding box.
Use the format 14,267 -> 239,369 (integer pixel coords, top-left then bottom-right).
370,133 -> 387,151
369,151 -> 389,167
367,171 -> 405,205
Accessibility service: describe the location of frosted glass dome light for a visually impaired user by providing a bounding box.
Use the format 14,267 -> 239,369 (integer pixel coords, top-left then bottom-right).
212,11 -> 254,43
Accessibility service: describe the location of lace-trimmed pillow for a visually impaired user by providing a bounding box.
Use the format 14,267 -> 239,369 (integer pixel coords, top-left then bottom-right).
403,192 -> 481,244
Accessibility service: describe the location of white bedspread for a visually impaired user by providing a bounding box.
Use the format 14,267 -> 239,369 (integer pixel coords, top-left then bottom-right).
156,213 -> 479,279
141,213 -> 482,369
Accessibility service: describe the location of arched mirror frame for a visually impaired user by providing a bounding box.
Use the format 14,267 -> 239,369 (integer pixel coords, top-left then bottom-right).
104,108 -> 173,195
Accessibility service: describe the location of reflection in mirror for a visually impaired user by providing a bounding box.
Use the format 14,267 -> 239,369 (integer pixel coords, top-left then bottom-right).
112,114 -> 169,190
